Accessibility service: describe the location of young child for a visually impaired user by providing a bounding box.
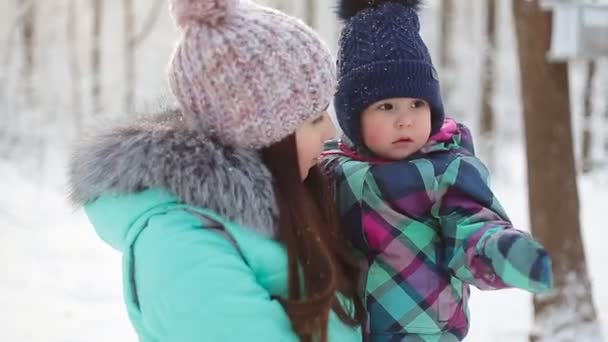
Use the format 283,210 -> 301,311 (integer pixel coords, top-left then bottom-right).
322,1 -> 553,341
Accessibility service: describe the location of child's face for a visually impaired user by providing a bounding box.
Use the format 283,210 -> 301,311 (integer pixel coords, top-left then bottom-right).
361,97 -> 431,160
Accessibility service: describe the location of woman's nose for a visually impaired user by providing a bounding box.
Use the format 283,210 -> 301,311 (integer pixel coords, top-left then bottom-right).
319,111 -> 336,140
325,118 -> 337,140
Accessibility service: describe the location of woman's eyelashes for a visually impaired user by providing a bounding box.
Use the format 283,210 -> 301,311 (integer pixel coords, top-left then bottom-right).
312,114 -> 325,125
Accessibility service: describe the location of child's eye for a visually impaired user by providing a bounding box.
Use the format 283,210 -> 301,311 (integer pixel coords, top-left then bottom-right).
411,100 -> 427,109
378,103 -> 394,111
312,115 -> 325,125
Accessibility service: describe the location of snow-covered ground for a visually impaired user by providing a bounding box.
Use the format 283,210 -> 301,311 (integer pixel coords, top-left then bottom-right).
0,161 -> 136,341
1,145 -> 606,341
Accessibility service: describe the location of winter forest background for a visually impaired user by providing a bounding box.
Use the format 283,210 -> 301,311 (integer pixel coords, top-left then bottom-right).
1,0 -> 607,341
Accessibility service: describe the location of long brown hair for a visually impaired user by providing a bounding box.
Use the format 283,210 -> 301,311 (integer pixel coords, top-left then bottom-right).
260,134 -> 365,342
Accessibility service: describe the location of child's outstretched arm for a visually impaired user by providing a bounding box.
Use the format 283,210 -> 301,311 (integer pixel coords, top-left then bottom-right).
433,155 -> 553,293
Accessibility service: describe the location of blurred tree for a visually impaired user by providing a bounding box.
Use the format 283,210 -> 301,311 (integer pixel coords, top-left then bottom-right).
19,0 -> 45,173
67,0 -> 83,133
129,0 -> 164,48
91,0 -> 103,115
480,0 -> 497,169
123,0 -> 135,114
605,66 -> 608,161
1,1 -> 34,157
512,1 -> 603,341
304,0 -> 316,28
582,60 -> 596,174
124,0 -> 164,114
21,0 -> 35,105
439,0 -> 455,106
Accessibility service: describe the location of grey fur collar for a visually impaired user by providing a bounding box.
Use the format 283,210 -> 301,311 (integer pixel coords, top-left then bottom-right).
69,109 -> 278,238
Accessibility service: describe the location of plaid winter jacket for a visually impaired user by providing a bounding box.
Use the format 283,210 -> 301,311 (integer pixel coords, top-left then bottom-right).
322,119 -> 552,342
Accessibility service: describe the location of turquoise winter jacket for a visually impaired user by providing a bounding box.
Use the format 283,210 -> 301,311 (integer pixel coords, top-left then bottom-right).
69,111 -> 362,342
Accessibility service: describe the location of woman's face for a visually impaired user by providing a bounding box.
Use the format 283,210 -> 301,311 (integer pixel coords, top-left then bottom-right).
295,111 -> 336,180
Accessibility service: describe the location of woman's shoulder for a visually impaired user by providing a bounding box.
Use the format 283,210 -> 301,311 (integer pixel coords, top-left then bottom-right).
127,194 -> 281,260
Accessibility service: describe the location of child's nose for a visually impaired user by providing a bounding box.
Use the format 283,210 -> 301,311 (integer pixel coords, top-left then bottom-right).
396,114 -> 412,128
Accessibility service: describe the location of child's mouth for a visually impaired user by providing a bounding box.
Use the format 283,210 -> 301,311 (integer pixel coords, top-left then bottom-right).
393,138 -> 413,144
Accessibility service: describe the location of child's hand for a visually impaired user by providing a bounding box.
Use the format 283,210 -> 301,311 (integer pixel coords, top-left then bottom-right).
481,229 -> 553,293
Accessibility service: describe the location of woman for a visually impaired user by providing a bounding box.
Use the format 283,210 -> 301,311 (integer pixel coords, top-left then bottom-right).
68,0 -> 364,341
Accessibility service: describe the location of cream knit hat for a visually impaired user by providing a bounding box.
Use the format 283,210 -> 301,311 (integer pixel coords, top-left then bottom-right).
167,0 -> 336,149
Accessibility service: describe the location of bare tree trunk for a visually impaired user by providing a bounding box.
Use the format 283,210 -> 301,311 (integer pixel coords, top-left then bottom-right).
0,1 -> 30,156
512,1 -> 603,341
67,0 -> 83,134
603,61 -> 608,161
123,0 -> 135,114
21,0 -> 35,106
440,0 -> 454,71
263,0 -> 288,15
480,0 -> 497,169
605,69 -> 608,161
20,0 -> 44,173
481,0 -> 496,135
1,1 -> 33,105
439,0 -> 455,105
304,0 -> 316,28
130,0 -> 164,47
91,0 -> 103,115
582,61 -> 596,174
23,1 -> 45,181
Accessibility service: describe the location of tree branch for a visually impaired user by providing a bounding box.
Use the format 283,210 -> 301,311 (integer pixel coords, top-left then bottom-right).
1,0 -> 35,98
129,0 -> 164,48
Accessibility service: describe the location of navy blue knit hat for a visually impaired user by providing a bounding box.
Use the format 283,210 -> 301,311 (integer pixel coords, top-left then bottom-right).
335,0 -> 444,148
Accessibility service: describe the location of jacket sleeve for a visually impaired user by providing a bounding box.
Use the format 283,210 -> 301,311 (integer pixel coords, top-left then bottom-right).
434,156 -> 552,293
131,210 -> 299,342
